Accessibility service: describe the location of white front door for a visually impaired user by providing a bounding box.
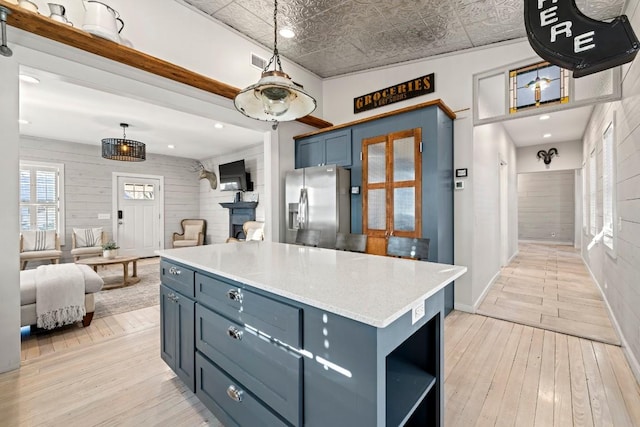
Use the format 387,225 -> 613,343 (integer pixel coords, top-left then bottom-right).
113,173 -> 164,257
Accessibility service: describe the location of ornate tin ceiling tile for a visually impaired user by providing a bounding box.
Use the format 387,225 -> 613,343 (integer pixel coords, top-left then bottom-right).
183,0 -> 234,15
186,0 -> 627,78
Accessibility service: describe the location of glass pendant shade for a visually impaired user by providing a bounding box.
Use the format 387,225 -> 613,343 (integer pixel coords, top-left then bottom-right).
101,123 -> 146,162
235,70 -> 316,122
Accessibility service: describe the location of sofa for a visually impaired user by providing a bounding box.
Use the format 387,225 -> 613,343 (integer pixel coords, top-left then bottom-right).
20,264 -> 104,328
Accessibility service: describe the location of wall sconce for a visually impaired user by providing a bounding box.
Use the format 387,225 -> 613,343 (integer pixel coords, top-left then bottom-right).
537,148 -> 558,165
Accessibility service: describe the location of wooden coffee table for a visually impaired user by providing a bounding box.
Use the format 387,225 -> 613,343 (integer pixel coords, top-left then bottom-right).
77,255 -> 141,289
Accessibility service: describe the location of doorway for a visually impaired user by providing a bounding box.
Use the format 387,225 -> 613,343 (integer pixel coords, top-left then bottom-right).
113,173 -> 164,257
499,156 -> 509,266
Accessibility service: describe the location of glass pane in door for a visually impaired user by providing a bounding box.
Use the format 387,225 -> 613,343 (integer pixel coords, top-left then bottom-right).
394,187 -> 415,231
367,142 -> 386,184
393,137 -> 415,182
368,189 -> 386,230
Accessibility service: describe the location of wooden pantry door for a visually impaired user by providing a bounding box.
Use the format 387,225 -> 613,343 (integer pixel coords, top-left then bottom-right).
362,128 -> 422,256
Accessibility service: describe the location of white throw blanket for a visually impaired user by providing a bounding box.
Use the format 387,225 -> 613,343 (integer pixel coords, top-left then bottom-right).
35,264 -> 86,330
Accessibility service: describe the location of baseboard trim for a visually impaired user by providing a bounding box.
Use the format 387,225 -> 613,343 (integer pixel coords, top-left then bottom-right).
454,303 -> 474,313
581,253 -> 640,383
518,239 -> 574,246
506,249 -> 519,265
465,269 -> 502,314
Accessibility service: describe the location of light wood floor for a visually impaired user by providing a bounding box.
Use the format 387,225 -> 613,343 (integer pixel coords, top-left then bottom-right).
7,306 -> 640,426
477,243 -> 620,345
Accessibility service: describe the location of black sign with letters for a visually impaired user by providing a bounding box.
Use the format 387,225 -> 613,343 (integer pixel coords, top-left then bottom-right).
353,73 -> 434,114
525,0 -> 639,77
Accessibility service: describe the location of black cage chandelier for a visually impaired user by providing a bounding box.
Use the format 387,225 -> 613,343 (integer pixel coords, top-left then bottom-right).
102,123 -> 146,162
234,0 -> 316,127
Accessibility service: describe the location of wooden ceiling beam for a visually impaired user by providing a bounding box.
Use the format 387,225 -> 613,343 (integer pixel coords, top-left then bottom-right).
0,1 -> 332,129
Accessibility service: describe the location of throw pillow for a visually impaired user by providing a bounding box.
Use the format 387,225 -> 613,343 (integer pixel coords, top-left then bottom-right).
245,227 -> 264,241
183,224 -> 201,241
22,230 -> 56,251
74,227 -> 103,248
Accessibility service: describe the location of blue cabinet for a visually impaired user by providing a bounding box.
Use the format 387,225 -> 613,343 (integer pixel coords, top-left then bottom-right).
295,129 -> 352,168
160,261 -> 196,391
160,257 -> 446,427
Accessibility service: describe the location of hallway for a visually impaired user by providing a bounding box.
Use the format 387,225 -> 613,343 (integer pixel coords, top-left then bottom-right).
477,243 -> 619,345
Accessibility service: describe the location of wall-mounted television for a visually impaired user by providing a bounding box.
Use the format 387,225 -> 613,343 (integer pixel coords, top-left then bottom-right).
219,159 -> 249,191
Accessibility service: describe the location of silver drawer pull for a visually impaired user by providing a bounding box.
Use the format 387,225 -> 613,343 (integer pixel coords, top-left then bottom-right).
226,385 -> 243,402
168,266 -> 181,275
226,289 -> 243,303
227,326 -> 243,341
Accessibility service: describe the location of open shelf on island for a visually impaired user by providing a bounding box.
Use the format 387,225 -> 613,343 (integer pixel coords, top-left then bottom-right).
386,357 -> 436,426
386,313 -> 440,426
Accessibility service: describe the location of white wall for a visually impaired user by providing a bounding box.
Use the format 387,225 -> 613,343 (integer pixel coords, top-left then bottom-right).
470,122 -> 518,310
20,137 -> 200,260
579,0 -> 640,381
517,140 -> 583,173
323,40 -> 533,310
0,52 -> 21,373
199,144 -> 265,244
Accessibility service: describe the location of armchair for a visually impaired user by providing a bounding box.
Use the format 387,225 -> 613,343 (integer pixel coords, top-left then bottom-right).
173,219 -> 206,248
20,230 -> 62,270
71,228 -> 107,261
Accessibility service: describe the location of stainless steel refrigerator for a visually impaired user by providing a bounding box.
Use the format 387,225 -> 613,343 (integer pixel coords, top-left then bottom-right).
285,165 -> 351,248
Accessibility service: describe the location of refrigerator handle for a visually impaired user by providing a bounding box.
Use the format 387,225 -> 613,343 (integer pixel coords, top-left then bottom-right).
299,188 -> 308,229
297,188 -> 305,229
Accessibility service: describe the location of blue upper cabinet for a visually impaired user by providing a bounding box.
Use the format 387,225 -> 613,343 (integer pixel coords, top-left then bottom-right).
295,129 -> 352,169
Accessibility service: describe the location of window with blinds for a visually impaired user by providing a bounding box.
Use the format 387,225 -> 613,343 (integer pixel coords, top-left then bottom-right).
19,162 -> 65,242
602,121 -> 615,250
589,149 -> 597,236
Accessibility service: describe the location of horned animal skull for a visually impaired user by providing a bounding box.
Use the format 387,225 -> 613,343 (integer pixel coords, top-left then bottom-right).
194,161 -> 217,189
537,148 -> 558,165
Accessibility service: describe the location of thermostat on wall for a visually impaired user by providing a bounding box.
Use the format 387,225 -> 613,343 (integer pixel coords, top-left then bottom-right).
455,181 -> 464,190
455,168 -> 468,177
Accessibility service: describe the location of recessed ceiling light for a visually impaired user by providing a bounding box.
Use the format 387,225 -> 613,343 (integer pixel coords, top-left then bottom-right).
543,133 -> 552,138
168,145 -> 175,149
214,123 -> 224,129
19,75 -> 40,84
18,119 -> 30,125
539,115 -> 550,120
279,28 -> 295,39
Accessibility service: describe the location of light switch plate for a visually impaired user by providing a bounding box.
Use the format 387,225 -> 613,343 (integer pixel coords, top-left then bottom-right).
455,181 -> 464,190
412,300 -> 425,325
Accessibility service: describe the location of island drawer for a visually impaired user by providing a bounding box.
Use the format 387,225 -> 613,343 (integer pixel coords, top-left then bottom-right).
196,304 -> 302,426
195,353 -> 289,427
161,260 -> 195,298
195,272 -> 301,347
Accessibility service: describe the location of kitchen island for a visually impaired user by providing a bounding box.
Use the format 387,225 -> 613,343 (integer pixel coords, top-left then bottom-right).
157,242 -> 466,427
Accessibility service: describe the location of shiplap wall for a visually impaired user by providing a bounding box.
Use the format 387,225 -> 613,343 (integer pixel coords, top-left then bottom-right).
199,144 -> 264,244
518,171 -> 575,243
20,137 -> 200,263
580,0 -> 640,379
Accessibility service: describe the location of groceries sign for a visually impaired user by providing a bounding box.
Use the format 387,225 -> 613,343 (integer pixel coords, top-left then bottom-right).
354,73 -> 434,114
525,0 -> 639,77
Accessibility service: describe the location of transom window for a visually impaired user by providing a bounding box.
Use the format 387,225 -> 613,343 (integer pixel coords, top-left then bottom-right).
509,61 -> 569,113
124,183 -> 155,200
19,161 -> 66,243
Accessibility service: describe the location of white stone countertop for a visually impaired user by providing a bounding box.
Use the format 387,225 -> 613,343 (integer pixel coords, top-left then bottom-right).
156,241 -> 467,328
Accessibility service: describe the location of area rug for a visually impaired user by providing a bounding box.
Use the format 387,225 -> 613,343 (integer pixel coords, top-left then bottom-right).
93,258 -> 160,319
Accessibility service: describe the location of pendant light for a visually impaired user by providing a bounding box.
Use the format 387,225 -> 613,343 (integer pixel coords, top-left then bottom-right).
102,123 -> 146,162
234,0 -> 316,128
526,67 -> 552,106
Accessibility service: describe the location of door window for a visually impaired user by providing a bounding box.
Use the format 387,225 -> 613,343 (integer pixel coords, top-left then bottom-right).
362,128 -> 422,255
